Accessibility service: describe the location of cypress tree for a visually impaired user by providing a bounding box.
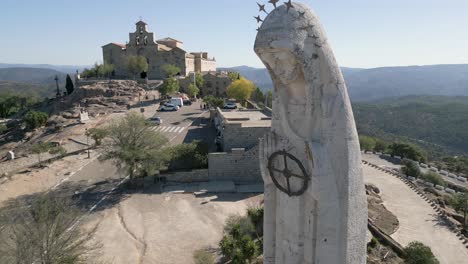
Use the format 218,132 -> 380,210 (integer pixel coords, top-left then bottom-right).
65,74 -> 74,95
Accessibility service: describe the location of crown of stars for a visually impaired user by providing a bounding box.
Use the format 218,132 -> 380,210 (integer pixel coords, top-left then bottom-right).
255,0 -> 304,31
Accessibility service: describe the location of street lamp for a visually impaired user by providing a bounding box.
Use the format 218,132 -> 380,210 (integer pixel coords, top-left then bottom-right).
54,75 -> 61,97
85,128 -> 90,159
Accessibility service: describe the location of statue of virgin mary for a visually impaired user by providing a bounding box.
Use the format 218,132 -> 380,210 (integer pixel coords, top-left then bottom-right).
255,2 -> 367,264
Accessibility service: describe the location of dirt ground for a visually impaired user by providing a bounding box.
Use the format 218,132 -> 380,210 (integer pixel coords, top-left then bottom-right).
86,191 -> 263,264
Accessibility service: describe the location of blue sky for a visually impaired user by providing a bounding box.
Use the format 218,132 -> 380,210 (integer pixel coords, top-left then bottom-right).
1,0 -> 468,68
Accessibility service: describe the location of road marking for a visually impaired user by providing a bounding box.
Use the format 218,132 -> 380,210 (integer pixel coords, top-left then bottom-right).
161,126 -> 169,132
176,127 -> 184,133
167,127 -> 175,133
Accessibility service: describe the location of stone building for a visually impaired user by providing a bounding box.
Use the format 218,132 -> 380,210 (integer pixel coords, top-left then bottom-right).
208,108 -> 271,182
179,71 -> 232,97
102,21 -> 216,79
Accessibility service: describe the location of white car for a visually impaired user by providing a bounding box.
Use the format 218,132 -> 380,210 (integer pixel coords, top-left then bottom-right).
148,117 -> 162,125
223,102 -> 237,109
159,103 -> 179,111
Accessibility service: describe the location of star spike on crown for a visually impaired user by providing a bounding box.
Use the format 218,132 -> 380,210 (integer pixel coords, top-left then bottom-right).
255,0 -> 297,30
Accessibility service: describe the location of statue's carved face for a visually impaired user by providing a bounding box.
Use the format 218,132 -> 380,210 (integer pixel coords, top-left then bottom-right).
257,48 -> 314,139
259,49 -> 302,87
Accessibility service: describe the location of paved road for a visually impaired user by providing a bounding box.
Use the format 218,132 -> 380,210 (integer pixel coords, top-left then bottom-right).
362,152 -> 468,189
363,163 -> 468,264
63,101 -> 213,208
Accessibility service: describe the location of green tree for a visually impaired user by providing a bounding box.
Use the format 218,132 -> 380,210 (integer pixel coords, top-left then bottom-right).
195,72 -> 204,88
86,127 -> 108,146
161,64 -> 181,78
421,171 -> 446,187
226,78 -> 255,104
81,68 -> 94,78
23,111 -> 48,130
228,72 -> 241,81
359,135 -> 376,152
451,192 -> 468,228
0,124 -> 7,134
265,90 -> 272,108
203,96 -> 224,108
125,56 -> 148,79
160,77 -> 180,96
0,193 -> 98,264
187,83 -> 200,98
101,112 -> 170,179
374,139 -> 388,153
168,140 -> 208,170
388,143 -> 427,163
65,74 -> 74,95
31,142 -> 52,167
404,241 -> 439,264
98,63 -> 115,79
250,87 -> 265,103
401,160 -> 421,178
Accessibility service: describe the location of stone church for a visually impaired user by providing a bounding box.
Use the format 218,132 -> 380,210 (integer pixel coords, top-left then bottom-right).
102,21 -> 216,79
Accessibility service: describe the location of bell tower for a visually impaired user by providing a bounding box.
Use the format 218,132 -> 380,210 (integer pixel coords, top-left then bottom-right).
129,20 -> 155,47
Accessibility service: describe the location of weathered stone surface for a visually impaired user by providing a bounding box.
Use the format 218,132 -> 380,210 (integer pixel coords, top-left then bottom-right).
255,2 -> 367,263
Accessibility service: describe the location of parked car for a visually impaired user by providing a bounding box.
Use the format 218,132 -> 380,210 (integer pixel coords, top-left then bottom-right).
183,100 -> 192,106
159,103 -> 179,111
170,97 -> 184,108
223,102 -> 237,109
148,117 -> 162,125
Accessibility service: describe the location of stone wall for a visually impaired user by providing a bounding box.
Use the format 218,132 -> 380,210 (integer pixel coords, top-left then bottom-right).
222,123 -> 268,152
208,147 -> 262,183
162,169 -> 209,183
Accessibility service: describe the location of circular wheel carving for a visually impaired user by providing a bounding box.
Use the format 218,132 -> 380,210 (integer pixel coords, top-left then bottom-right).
267,150 -> 310,196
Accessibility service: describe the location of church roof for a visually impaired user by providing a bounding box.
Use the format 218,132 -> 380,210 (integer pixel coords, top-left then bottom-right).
102,43 -> 126,49
136,20 -> 147,25
157,37 -> 183,44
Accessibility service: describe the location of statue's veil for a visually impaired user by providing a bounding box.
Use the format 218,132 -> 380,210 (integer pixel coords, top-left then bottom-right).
254,3 -> 352,142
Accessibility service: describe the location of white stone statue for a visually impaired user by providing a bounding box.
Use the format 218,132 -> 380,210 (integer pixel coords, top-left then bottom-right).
255,2 -> 367,264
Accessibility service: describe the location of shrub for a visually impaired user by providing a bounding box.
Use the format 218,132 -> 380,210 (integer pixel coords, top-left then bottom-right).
359,135 -> 376,151
247,206 -> 264,236
219,225 -> 259,264
421,171 -> 446,187
367,237 -> 379,253
193,249 -> 215,264
168,140 -> 208,170
0,124 -> 7,134
49,146 -> 67,156
86,127 -> 108,146
224,215 -> 256,238
404,241 -> 439,264
23,111 -> 48,130
401,160 -> 421,178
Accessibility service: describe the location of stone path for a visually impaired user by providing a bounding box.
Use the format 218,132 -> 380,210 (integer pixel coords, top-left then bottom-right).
363,164 -> 468,264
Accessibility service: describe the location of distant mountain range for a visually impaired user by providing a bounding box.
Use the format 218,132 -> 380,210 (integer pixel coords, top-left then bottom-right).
0,63 -> 89,74
0,67 -> 71,97
2,63 -> 468,102
220,64 -> 468,102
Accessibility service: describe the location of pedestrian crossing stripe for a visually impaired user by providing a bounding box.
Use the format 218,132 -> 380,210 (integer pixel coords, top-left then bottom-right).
151,126 -> 185,134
